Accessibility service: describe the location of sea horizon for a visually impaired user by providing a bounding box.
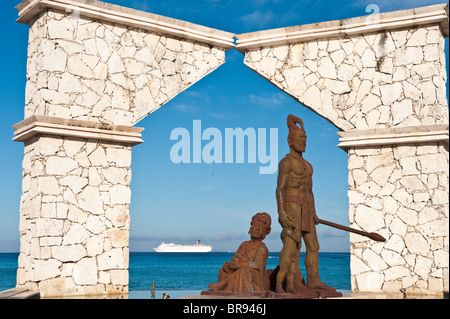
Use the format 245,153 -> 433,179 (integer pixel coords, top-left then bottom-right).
0,250 -> 350,254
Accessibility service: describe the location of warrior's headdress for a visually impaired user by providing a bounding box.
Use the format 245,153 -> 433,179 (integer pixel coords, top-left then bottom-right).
287,114 -> 306,147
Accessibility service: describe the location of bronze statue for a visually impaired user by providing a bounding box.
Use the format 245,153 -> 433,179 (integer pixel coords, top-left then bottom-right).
275,114 -> 335,294
207,212 -> 272,293
204,114 -> 383,299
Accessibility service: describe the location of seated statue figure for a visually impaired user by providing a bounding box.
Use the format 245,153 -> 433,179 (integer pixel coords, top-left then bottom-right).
208,212 -> 272,293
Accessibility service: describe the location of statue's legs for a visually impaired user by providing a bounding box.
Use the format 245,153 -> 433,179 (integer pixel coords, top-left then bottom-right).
303,219 -> 333,290
277,202 -> 303,293
277,232 -> 299,293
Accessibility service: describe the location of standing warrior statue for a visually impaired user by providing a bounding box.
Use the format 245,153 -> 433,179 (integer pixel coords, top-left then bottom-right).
275,114 -> 334,294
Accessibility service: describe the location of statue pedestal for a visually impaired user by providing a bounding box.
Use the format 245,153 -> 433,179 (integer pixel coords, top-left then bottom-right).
267,291 -> 318,299
201,289 -> 343,299
309,289 -> 343,298
200,290 -> 269,298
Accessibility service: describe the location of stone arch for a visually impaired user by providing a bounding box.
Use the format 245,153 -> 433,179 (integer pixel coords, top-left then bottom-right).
236,4 -> 449,295
237,5 -> 449,133
11,0 -> 449,297
13,0 -> 234,297
17,0 -> 234,127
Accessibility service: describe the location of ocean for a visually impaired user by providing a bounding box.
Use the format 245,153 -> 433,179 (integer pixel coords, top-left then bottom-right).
0,252 -> 351,294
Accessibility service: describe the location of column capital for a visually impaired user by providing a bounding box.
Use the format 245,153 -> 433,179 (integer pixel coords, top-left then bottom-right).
337,124 -> 449,150
13,115 -> 144,146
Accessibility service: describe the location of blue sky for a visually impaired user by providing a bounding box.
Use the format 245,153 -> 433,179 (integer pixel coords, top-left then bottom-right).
0,0 -> 448,253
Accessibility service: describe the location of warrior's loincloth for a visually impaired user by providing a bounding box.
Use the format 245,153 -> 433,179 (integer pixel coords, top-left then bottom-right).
284,193 -> 315,234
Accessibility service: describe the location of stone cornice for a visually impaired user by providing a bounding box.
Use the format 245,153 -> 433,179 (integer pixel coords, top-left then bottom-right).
236,3 -> 449,51
13,116 -> 144,146
16,0 -> 236,49
337,124 -> 449,150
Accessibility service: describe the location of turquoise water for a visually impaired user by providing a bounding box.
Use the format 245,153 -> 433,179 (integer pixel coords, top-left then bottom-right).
0,253 -> 18,293
0,252 -> 350,292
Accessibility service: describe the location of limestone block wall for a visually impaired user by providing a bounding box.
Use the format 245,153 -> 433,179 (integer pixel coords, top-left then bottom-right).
348,143 -> 449,294
24,7 -> 227,126
241,24 -> 448,131
16,131 -> 132,296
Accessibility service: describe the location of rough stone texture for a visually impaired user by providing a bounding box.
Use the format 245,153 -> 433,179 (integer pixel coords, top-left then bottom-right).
243,26 -> 448,132
348,143 -> 449,295
25,8 -> 226,126
17,134 -> 132,297
242,25 -> 449,295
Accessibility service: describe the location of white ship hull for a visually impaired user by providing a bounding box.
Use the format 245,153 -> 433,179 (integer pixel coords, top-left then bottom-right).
153,242 -> 212,253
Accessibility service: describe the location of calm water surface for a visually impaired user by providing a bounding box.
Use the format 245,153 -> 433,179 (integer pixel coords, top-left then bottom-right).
0,252 -> 350,292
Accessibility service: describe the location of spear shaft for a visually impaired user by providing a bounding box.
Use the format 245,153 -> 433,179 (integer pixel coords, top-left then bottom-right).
318,218 -> 386,242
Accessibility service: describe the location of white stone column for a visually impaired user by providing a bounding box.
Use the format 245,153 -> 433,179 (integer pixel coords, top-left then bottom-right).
339,126 -> 449,295
13,116 -> 143,297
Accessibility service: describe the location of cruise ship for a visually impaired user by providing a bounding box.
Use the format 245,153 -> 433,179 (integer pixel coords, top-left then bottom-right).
153,240 -> 213,253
